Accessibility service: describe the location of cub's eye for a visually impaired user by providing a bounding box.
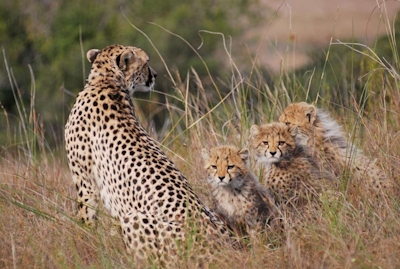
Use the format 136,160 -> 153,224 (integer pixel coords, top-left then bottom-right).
278,141 -> 285,146
285,122 -> 290,125
262,141 -> 269,146
211,165 -> 217,169
227,165 -> 234,170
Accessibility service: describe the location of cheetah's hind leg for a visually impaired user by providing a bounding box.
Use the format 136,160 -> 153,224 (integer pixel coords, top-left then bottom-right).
72,172 -> 100,227
121,211 -> 185,266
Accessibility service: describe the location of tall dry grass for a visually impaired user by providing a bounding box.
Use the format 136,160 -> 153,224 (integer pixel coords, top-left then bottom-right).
1,7 -> 400,269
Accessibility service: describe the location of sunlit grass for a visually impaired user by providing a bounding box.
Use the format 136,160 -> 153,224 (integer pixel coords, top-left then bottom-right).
1,7 -> 400,268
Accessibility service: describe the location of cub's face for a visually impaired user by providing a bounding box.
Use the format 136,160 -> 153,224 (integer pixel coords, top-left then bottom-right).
87,45 -> 157,94
201,146 -> 249,189
249,123 -> 298,164
278,102 -> 317,144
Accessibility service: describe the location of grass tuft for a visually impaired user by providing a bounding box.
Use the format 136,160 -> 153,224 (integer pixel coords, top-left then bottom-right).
1,8 -> 400,268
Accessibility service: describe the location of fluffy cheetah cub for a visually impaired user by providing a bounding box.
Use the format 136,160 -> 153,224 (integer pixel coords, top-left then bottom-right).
278,102 -> 349,176
249,123 -> 329,207
278,102 -> 392,195
201,146 -> 275,235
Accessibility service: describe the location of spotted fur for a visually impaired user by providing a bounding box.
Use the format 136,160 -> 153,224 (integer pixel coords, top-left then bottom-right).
278,102 -> 349,176
201,146 -> 275,236
65,44 -> 229,264
249,123 -> 327,206
278,102 -> 392,195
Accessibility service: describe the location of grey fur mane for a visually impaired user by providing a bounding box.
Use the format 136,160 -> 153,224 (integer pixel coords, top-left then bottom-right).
316,108 -> 360,158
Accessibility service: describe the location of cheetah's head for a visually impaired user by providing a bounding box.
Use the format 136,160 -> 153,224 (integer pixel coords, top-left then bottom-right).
201,146 -> 249,189
87,45 -> 157,95
278,102 -> 317,145
249,123 -> 298,165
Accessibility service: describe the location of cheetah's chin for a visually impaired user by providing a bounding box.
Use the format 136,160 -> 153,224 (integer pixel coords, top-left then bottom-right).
133,83 -> 154,93
217,181 -> 229,186
267,157 -> 280,163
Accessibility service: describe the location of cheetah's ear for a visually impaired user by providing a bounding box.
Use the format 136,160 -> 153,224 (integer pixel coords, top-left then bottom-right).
289,125 -> 298,137
305,105 -> 317,125
201,148 -> 210,161
238,148 -> 249,161
118,50 -> 134,71
87,49 -> 101,64
250,125 -> 261,136
278,112 -> 286,123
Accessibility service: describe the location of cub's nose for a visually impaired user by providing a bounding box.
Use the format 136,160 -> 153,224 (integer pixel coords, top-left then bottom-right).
218,176 -> 225,181
270,151 -> 276,156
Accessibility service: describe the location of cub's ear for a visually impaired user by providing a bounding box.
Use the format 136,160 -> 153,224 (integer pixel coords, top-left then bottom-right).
289,125 -> 298,137
305,105 -> 317,125
278,112 -> 286,123
117,50 -> 134,71
87,49 -> 101,64
201,148 -> 210,161
238,148 -> 249,161
250,125 -> 261,136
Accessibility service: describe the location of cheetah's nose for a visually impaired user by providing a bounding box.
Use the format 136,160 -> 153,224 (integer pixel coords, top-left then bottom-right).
270,151 -> 276,156
218,176 -> 225,181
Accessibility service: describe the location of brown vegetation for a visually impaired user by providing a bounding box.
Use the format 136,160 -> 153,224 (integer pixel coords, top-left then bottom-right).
1,2 -> 400,268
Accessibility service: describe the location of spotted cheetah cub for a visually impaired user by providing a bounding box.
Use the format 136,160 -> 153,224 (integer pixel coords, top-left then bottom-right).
201,146 -> 275,235
278,102 -> 350,177
249,123 -> 330,207
278,102 -> 392,195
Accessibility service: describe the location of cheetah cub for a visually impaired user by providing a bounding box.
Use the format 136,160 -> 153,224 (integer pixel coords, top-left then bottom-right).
278,102 -> 351,177
201,146 -> 275,235
278,102 -> 392,195
249,123 -> 330,207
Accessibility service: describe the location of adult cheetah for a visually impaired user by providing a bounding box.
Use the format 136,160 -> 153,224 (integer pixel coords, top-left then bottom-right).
65,45 -> 229,264
201,146 -> 275,236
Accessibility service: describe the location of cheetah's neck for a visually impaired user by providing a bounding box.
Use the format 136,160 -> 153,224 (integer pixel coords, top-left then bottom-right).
86,66 -> 125,91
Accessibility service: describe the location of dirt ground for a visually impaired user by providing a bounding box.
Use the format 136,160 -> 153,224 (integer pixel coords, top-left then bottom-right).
247,0 -> 400,71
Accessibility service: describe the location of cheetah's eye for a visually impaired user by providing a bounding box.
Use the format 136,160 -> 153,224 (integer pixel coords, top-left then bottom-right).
285,122 -> 290,125
227,165 -> 234,170
211,165 -> 217,169
278,141 -> 285,146
262,141 -> 269,146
